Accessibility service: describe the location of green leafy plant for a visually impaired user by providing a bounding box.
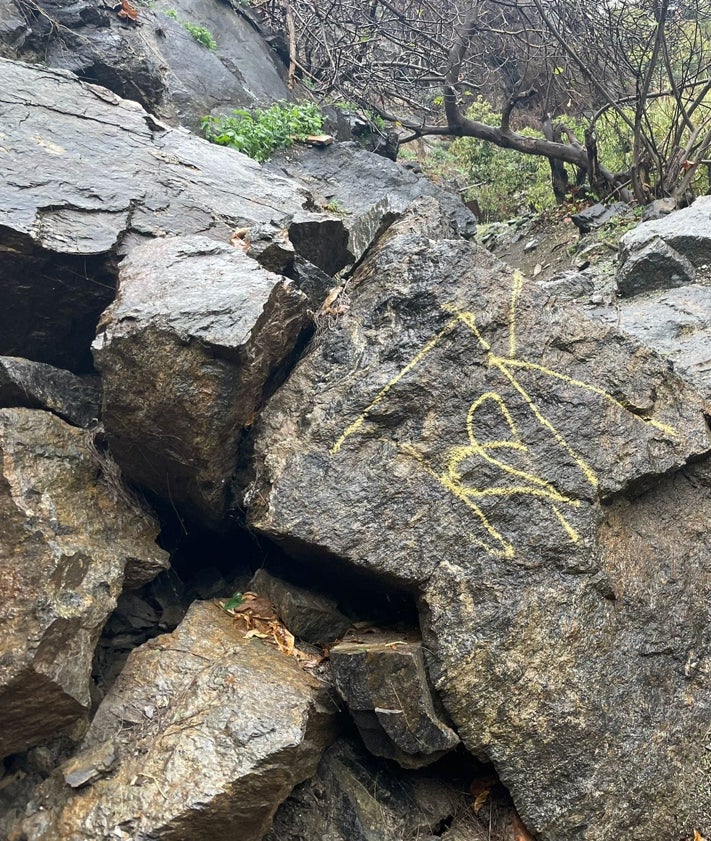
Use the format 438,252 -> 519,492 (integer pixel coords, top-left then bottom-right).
202,102 -> 323,162
166,9 -> 217,50
222,591 -> 244,612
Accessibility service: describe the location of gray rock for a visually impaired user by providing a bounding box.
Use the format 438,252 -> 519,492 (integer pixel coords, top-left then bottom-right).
0,409 -> 168,759
619,195 -> 711,279
0,57 -> 307,372
641,197 -> 676,221
330,634 -> 459,768
18,601 -> 338,841
61,740 -> 119,789
3,0 -> 290,131
93,234 -> 310,524
245,199 -> 711,840
251,569 -> 351,645
268,142 -> 476,270
571,201 -> 629,233
0,356 -> 100,427
617,236 -> 696,297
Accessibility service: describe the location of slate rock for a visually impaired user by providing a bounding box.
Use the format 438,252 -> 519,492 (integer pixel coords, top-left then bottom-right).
0,58 -> 308,372
245,199 -> 711,840
93,235 -> 311,524
18,601 -> 338,841
267,142 -> 476,270
0,356 -> 100,427
3,0 -> 290,130
617,236 -> 695,297
619,195 -> 711,284
0,408 -> 168,759
570,201 -> 628,233
251,569 -> 351,644
330,633 -> 459,768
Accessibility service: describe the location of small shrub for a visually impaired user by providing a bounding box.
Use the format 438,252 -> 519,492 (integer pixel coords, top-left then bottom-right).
166,9 -> 217,50
201,102 -> 323,162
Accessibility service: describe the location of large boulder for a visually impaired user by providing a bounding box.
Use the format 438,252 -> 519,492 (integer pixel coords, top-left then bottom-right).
244,199 -> 711,840
0,409 -> 168,759
1,0 -> 290,130
93,235 -> 311,523
18,600 -> 338,841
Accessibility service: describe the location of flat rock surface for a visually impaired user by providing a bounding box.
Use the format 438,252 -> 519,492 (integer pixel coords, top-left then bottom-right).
19,601 -> 338,841
246,199 -> 711,841
0,408 -> 167,759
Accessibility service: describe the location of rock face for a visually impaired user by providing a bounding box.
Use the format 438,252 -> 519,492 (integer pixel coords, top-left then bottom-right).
94,235 -> 311,523
246,200 -> 711,840
330,634 -> 459,768
20,601 -> 338,841
2,0 -> 290,130
0,409 -> 168,759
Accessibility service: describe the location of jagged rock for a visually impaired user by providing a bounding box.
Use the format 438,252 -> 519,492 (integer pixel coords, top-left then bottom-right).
245,199 -> 711,840
0,58 -> 310,372
0,356 -> 100,427
641,197 -> 676,221
264,738 -> 474,841
0,408 -> 168,760
617,236 -> 695,296
618,195 -> 711,287
330,634 -> 459,768
2,0 -> 290,130
267,142 -> 476,271
18,601 -> 339,841
251,569 -> 351,644
570,201 -> 629,233
93,234 -> 311,524
61,741 -> 119,789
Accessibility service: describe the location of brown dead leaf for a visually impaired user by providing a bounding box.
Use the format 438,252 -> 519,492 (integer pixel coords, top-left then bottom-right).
230,227 -> 251,250
694,831 -> 707,841
117,0 -> 138,21
472,788 -> 490,813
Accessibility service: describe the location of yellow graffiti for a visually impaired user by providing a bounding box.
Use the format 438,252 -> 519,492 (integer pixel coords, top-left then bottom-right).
331,271 -> 678,557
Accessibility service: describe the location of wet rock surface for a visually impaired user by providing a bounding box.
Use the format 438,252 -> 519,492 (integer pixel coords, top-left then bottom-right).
93,234 -> 311,523
246,199 -> 711,840
18,601 -> 339,841
330,633 -> 459,768
0,408 -> 167,760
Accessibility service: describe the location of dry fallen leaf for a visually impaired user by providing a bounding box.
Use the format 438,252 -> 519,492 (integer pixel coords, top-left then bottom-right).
472,788 -> 490,813
694,831 -> 707,841
117,0 -> 138,21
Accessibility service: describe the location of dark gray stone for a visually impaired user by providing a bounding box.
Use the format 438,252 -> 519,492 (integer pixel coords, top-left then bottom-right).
617,237 -> 695,297
0,356 -> 100,427
571,201 -> 628,233
245,199 -> 711,841
251,569 -> 351,645
93,234 -> 311,524
330,634 -> 459,768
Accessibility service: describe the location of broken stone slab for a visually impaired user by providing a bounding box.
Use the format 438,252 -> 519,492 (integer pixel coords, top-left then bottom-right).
3,0 -> 290,131
61,740 -> 119,789
0,408 -> 168,759
268,141 -> 476,270
93,234 -> 311,524
618,195 -> 711,290
570,201 -> 629,234
330,633 -> 459,768
0,58 -> 309,371
616,236 -> 695,297
245,198 -> 711,840
251,569 -> 351,645
0,356 -> 100,427
18,601 -> 339,841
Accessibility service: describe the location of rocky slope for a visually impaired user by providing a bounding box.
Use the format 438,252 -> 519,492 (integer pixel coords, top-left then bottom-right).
0,6 -> 710,841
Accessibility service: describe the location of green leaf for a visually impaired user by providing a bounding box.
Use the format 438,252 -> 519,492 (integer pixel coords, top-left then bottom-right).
223,591 -> 244,611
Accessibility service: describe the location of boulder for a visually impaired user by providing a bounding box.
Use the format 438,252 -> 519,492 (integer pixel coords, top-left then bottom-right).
251,569 -> 351,645
0,408 -> 168,759
2,0 -> 290,130
93,234 -> 311,523
330,633 -> 459,768
570,201 -> 628,234
18,601 -> 339,841
267,142 -> 477,271
618,195 -> 711,292
617,237 -> 695,297
0,356 -> 100,428
245,199 -> 711,840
